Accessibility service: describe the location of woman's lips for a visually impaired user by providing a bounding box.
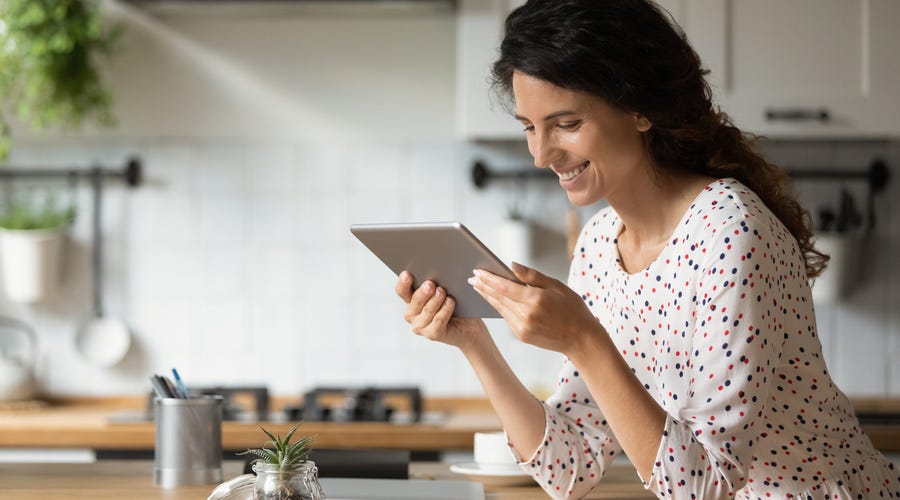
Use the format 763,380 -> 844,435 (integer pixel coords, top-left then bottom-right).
557,161 -> 589,180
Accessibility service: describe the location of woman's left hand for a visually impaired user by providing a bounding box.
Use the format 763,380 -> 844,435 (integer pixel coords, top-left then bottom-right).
468,262 -> 604,354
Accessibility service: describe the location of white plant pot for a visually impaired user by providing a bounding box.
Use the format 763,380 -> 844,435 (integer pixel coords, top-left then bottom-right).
0,228 -> 67,303
812,233 -> 861,304
495,216 -> 533,267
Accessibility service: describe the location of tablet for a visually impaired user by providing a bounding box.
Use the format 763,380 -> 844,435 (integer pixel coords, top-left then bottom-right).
350,222 -> 521,318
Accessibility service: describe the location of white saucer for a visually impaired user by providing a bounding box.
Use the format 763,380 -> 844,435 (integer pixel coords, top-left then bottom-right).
449,462 -> 534,487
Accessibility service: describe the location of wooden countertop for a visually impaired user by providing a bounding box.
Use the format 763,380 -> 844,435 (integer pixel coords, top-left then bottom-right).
2,396 -> 900,452
0,396 -> 501,451
0,460 -> 655,500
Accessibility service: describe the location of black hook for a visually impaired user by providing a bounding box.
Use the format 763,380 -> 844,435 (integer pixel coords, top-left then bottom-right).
471,160 -> 556,189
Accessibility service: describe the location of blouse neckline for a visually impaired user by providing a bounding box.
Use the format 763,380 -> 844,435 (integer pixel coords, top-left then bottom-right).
611,178 -> 735,277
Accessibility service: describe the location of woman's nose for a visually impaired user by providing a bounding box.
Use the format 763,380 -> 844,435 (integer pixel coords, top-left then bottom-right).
529,133 -> 558,168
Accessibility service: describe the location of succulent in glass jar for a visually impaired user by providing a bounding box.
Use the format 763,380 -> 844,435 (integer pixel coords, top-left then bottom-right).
238,422 -> 323,500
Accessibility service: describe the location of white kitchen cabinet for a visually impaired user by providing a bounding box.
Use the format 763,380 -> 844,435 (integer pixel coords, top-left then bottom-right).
456,0 -> 900,140
684,0 -> 900,138
455,0 -> 522,139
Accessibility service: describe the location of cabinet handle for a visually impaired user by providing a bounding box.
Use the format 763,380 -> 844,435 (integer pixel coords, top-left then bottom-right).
764,108 -> 830,123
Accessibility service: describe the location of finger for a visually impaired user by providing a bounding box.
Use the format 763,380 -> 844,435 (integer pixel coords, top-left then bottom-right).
472,268 -> 532,302
412,288 -> 449,335
404,280 -> 435,322
510,261 -> 551,287
469,277 -> 508,316
395,271 -> 414,302
430,295 -> 455,330
418,286 -> 448,323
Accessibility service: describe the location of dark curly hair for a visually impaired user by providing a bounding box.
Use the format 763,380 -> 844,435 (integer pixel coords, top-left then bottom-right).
491,0 -> 827,278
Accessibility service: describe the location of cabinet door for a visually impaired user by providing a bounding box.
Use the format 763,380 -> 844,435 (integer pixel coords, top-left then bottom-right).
684,0 -> 900,137
455,0 -> 523,139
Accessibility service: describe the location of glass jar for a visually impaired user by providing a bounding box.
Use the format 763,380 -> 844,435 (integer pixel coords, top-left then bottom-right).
252,461 -> 325,500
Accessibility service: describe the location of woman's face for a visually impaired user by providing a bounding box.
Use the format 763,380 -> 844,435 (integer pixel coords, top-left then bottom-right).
512,71 -> 652,206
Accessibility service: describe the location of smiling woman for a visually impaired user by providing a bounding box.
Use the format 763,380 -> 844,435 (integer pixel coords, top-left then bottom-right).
510,73 -> 653,208
390,1 -> 900,499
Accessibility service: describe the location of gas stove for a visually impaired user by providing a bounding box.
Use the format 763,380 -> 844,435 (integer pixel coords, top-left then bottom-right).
285,386 -> 423,423
122,385 -> 426,424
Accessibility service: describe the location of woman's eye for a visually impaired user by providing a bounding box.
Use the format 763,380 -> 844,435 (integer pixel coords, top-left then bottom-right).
521,124 -> 535,133
557,121 -> 581,130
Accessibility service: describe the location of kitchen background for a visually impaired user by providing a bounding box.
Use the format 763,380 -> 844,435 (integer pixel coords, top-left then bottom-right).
1,1 -> 899,400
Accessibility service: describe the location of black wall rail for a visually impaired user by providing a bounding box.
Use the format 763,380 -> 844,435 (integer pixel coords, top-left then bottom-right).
471,160 -> 555,189
472,158 -> 891,230
472,158 -> 889,192
786,158 -> 889,194
0,157 -> 143,187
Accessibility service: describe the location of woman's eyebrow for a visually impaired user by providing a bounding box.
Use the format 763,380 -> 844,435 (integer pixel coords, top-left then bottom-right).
514,110 -> 580,122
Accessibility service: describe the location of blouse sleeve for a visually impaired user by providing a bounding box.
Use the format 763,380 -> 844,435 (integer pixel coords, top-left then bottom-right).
644,216 -> 792,498
510,215 -> 624,500
511,357 -> 625,500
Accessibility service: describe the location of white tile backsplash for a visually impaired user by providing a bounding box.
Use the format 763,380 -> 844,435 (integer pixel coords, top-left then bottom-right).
246,198 -> 303,244
246,245 -> 302,298
245,146 -> 300,196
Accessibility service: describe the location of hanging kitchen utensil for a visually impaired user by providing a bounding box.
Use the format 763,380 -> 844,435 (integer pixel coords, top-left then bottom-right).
74,167 -> 131,368
816,207 -> 836,233
505,173 -> 527,221
835,188 -> 862,233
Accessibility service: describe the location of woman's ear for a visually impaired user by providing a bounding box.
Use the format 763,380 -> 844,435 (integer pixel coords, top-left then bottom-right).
633,114 -> 653,132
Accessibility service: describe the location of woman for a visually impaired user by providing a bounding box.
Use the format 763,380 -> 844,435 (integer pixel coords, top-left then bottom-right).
396,1 -> 899,498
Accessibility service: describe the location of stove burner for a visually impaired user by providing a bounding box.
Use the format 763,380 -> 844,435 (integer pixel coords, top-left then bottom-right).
286,386 -> 422,423
197,386 -> 270,421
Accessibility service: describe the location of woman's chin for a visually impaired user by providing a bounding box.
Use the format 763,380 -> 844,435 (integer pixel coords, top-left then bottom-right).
565,191 -> 601,207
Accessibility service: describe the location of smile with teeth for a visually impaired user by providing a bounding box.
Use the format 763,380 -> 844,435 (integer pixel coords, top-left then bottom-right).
557,161 -> 589,181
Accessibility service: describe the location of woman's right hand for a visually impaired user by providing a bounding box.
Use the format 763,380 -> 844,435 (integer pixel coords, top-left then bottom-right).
395,271 -> 487,350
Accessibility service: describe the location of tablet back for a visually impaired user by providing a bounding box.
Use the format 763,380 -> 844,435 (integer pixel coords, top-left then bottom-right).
350,222 -> 518,318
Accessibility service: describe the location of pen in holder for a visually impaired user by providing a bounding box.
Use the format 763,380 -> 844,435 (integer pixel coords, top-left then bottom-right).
154,395 -> 224,488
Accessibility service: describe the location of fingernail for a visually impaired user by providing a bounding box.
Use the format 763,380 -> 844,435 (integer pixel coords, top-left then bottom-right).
400,271 -> 409,280
472,269 -> 482,277
422,281 -> 432,292
467,277 -> 477,286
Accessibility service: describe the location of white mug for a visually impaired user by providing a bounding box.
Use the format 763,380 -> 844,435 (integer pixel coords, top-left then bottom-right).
473,431 -> 519,472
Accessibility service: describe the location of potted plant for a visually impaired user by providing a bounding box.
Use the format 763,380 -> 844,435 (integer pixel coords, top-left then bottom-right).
238,422 -> 325,500
0,189 -> 75,302
0,0 -> 121,161
812,190 -> 864,303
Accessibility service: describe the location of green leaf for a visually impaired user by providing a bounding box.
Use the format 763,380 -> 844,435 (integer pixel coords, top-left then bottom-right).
238,422 -> 315,471
0,0 -> 121,161
0,189 -> 76,230
283,422 -> 302,446
236,448 -> 279,464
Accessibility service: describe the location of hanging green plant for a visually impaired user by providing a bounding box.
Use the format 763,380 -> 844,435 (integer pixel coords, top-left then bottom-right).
0,189 -> 76,230
0,0 -> 122,161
